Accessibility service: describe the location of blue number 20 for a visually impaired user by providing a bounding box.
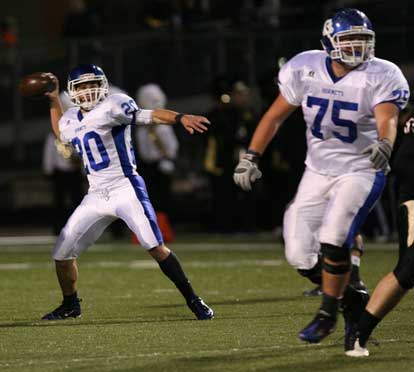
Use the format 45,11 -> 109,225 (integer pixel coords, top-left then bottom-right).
307,96 -> 358,143
72,131 -> 110,173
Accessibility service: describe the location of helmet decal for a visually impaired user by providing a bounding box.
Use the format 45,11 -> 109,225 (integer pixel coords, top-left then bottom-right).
321,8 -> 375,67
323,19 -> 334,37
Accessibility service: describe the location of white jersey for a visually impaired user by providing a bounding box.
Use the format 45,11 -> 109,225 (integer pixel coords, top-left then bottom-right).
59,93 -> 153,191
278,50 -> 409,176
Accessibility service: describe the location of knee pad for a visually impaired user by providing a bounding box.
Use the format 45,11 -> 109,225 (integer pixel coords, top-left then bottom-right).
321,243 -> 351,275
394,203 -> 414,289
297,257 -> 322,285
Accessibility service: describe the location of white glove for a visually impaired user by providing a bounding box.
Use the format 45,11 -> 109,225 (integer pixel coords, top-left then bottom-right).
361,138 -> 393,172
233,151 -> 262,191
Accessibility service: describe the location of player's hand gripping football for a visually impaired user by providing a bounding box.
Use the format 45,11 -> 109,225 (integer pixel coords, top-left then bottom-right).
361,138 -> 393,172
180,115 -> 210,134
233,151 -> 262,191
43,73 -> 60,101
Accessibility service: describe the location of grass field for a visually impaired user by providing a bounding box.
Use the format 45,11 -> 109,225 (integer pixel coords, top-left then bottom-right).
1,238 -> 414,372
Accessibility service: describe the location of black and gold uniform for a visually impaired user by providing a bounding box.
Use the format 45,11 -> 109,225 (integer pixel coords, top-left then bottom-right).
391,113 -> 414,289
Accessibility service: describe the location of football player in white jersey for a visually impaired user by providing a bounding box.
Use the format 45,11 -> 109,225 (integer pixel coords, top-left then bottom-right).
42,64 -> 214,321
234,8 -> 409,346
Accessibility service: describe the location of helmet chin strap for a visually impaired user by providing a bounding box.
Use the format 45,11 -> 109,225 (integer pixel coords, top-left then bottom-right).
338,59 -> 361,68
332,55 -> 362,69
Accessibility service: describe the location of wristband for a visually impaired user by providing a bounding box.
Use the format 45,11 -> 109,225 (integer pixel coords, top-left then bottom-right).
244,150 -> 261,164
175,113 -> 185,125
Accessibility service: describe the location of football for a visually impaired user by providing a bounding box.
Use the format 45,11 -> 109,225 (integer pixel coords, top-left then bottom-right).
19,72 -> 56,99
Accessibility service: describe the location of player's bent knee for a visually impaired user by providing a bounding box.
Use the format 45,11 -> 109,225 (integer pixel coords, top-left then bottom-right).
297,258 -> 322,285
55,259 -> 75,267
284,240 -> 316,269
394,204 -> 414,289
149,244 -> 171,262
321,243 -> 350,274
393,268 -> 414,290
393,245 -> 414,289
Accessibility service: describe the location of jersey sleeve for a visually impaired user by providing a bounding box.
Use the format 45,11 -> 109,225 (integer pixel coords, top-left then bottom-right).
372,65 -> 410,110
58,114 -> 71,144
277,57 -> 303,106
109,93 -> 141,125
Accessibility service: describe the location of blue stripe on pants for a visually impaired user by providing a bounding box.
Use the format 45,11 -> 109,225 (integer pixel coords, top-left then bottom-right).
344,171 -> 386,247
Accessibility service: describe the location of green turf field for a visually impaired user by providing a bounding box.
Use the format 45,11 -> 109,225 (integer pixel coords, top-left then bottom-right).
1,239 -> 413,371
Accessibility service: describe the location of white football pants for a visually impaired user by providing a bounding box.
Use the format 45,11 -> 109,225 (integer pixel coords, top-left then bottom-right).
52,176 -> 163,260
283,168 -> 385,270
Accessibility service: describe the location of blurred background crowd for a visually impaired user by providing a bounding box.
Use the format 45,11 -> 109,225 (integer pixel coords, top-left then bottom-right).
1,0 -> 413,240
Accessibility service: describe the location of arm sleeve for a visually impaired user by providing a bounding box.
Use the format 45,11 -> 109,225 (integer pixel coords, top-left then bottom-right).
277,58 -> 303,106
58,117 -> 70,144
135,109 -> 153,125
109,93 -> 141,125
372,66 -> 410,110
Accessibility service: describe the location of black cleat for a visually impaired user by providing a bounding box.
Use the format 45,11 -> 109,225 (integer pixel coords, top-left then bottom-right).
42,298 -> 82,320
187,297 -> 214,320
342,284 -> 370,352
349,278 -> 368,293
303,286 -> 322,297
299,311 -> 337,343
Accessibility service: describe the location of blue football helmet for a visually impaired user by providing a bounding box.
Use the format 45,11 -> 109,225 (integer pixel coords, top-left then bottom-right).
67,64 -> 109,110
321,8 -> 375,67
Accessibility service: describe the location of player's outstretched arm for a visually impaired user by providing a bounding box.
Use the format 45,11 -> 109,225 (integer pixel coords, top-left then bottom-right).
151,109 -> 211,134
44,73 -> 63,139
233,94 -> 297,191
248,94 -> 297,154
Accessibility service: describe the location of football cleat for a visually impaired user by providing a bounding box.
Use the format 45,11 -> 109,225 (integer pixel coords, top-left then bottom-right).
303,286 -> 323,297
344,315 -> 359,352
299,311 -> 337,343
345,338 -> 369,357
42,298 -> 82,320
349,278 -> 368,293
187,297 -> 214,320
342,284 -> 370,352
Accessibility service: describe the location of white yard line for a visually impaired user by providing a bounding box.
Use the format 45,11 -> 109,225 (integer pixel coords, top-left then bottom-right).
0,259 -> 282,271
0,235 -> 56,245
0,344 -> 318,369
0,338 -> 404,369
0,237 -> 397,252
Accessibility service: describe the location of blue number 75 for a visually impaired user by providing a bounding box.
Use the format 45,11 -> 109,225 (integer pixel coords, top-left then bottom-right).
307,96 -> 358,143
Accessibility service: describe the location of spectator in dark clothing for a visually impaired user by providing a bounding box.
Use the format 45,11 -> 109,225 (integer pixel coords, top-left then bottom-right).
62,0 -> 100,62
257,69 -> 306,232
42,132 -> 84,235
0,16 -> 18,121
204,79 -> 259,232
63,0 -> 99,39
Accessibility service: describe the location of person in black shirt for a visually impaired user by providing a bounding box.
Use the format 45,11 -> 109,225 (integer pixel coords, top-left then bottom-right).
346,106 -> 414,357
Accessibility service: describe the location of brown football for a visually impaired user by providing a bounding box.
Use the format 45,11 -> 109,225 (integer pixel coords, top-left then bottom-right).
19,72 -> 56,99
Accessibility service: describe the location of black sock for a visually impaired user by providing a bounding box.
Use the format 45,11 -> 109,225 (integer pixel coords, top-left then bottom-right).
357,310 -> 381,346
63,291 -> 78,305
319,293 -> 340,319
158,252 -> 197,302
351,264 -> 360,283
